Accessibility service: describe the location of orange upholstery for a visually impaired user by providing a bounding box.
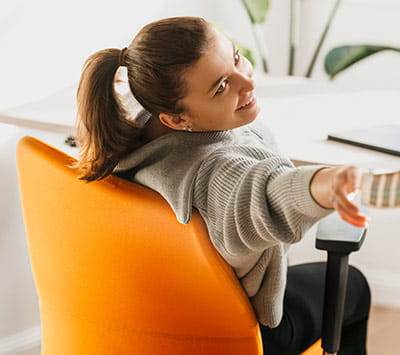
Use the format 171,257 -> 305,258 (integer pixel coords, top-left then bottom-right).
17,136 -> 321,354
302,339 -> 322,355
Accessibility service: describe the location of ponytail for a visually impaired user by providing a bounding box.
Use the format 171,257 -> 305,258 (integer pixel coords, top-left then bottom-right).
75,17 -> 212,181
75,48 -> 144,181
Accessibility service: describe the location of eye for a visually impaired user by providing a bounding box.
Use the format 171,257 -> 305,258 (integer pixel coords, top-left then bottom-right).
215,79 -> 228,95
234,49 -> 240,65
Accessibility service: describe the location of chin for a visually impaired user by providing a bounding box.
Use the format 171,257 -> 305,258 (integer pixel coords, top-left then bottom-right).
245,107 -> 260,124
249,112 -> 259,122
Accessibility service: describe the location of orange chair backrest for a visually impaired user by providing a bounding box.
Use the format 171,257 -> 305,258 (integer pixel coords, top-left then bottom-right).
17,136 -> 263,354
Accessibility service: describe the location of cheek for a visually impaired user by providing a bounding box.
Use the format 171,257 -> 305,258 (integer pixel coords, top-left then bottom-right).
223,95 -> 239,113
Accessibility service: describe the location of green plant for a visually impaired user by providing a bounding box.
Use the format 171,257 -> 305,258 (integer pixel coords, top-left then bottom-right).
305,0 -> 342,77
211,22 -> 256,67
239,0 -> 342,76
240,0 -> 271,73
324,44 -> 400,79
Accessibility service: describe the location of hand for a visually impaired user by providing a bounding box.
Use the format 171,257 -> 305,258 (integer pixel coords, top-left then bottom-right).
328,166 -> 368,228
311,166 -> 368,228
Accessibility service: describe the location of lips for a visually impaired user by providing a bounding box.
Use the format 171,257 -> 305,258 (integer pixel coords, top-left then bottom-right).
236,96 -> 256,111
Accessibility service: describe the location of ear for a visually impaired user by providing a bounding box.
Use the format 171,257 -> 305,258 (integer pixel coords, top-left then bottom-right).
158,113 -> 188,131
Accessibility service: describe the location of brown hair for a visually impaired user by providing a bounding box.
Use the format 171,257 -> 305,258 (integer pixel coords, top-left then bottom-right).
75,17 -> 211,181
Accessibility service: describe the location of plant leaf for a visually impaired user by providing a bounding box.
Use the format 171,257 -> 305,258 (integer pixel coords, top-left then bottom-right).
211,22 -> 256,67
324,45 -> 400,79
241,0 -> 271,24
234,41 -> 256,67
305,0 -> 342,78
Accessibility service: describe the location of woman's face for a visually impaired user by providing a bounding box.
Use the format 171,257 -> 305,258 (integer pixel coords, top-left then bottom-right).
178,29 -> 260,132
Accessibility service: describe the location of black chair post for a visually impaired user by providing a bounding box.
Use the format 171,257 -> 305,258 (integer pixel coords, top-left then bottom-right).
316,212 -> 367,355
322,252 -> 349,354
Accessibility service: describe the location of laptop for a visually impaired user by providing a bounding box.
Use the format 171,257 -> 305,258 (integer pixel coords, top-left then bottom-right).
327,124 -> 400,157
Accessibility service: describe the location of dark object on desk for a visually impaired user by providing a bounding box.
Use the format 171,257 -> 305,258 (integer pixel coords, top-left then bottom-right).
328,124 -> 400,156
64,135 -> 77,147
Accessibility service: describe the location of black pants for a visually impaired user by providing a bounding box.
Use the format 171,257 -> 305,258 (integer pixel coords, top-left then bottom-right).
259,262 -> 371,355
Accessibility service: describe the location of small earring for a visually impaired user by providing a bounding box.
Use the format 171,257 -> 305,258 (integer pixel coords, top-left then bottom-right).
184,126 -> 192,132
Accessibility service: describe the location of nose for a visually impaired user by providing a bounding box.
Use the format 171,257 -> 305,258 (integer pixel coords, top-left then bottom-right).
237,71 -> 255,95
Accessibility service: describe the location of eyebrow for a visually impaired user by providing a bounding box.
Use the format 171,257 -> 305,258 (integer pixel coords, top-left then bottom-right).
207,42 -> 236,94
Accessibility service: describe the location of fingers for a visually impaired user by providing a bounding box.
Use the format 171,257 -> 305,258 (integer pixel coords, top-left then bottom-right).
330,166 -> 368,228
331,195 -> 368,228
330,166 -> 360,208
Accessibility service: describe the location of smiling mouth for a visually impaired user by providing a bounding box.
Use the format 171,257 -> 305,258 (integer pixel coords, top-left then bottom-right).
236,96 -> 256,111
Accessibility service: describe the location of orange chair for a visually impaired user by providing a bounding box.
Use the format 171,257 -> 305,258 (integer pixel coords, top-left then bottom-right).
17,136 -> 363,355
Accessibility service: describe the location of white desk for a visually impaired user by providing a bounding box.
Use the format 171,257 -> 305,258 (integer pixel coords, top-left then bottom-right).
255,85 -> 400,170
0,86 -> 76,134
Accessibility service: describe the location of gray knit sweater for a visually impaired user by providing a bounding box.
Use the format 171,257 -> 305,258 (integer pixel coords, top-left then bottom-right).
115,124 -> 332,327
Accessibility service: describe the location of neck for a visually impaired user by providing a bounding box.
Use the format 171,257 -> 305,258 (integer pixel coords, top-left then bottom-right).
142,115 -> 175,143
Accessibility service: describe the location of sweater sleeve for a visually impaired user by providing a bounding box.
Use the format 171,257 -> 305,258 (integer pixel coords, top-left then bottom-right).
193,146 -> 332,258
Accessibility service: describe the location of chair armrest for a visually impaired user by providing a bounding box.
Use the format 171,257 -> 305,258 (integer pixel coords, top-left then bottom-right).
315,212 -> 368,354
316,211 -> 367,254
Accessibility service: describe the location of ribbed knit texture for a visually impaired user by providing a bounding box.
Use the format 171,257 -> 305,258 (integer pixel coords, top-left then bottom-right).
115,124 -> 332,327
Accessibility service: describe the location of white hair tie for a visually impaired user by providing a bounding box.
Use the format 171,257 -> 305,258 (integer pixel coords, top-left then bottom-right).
113,66 -> 152,128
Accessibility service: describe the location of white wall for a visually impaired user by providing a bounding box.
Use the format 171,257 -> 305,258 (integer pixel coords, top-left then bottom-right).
158,0 -> 400,89
0,125 -> 40,352
0,0 -> 166,110
0,125 -> 77,354
2,0 -> 399,112
294,0 -> 400,89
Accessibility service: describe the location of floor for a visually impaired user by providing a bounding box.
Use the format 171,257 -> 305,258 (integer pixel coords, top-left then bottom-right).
368,306 -> 400,355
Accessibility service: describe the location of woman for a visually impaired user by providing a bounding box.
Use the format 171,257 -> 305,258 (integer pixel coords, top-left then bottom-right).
75,17 -> 370,354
